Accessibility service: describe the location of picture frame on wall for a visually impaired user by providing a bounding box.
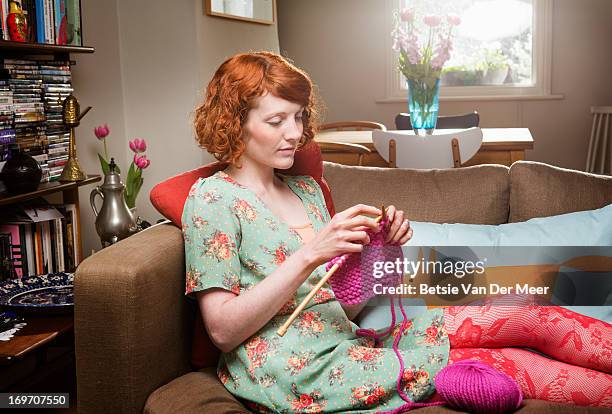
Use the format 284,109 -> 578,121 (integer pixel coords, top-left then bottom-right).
205,0 -> 275,25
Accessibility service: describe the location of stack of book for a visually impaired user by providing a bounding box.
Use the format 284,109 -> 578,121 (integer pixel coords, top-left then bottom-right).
0,56 -> 73,181
0,0 -> 82,46
0,79 -> 14,163
42,60 -> 71,181
1,57 -> 48,180
0,199 -> 78,280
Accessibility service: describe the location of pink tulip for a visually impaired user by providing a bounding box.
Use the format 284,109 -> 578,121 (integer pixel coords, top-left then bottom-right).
399,8 -> 414,22
423,15 -> 441,27
129,138 -> 147,153
94,124 -> 110,140
447,14 -> 461,26
134,154 -> 151,169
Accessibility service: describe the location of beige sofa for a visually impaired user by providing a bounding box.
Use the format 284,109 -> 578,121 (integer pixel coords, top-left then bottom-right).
74,161 -> 612,414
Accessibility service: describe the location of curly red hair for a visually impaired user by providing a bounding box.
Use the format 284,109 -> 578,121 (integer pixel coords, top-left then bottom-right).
194,51 -> 320,165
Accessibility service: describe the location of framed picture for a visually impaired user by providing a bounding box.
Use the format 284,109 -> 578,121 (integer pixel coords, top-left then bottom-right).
205,0 -> 275,25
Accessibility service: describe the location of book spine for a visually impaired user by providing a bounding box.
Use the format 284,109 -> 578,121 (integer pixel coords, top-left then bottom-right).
44,0 -> 54,44
0,0 -> 4,40
41,221 -> 48,273
49,218 -> 57,272
35,0 -> 45,43
54,0 -> 65,45
65,0 -> 80,46
34,223 -> 43,275
65,204 -> 79,266
55,218 -> 64,272
24,223 -> 35,276
1,0 -> 9,41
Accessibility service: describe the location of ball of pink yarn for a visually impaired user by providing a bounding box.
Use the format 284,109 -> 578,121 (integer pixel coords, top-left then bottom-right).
435,360 -> 523,414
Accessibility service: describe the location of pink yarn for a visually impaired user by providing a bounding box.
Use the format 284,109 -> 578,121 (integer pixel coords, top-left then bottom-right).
327,220 -> 445,412
435,360 -> 523,414
325,221 -> 523,414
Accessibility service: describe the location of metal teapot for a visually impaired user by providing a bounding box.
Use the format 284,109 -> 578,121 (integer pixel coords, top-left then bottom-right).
90,158 -> 138,246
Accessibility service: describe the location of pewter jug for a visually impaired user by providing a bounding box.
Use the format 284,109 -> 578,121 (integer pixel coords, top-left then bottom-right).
90,158 -> 138,246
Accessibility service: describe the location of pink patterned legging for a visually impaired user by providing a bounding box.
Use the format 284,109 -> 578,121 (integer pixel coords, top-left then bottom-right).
441,295 -> 612,407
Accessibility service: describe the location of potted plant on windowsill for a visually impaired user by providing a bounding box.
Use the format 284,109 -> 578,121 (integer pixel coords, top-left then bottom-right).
480,49 -> 509,85
441,65 -> 484,86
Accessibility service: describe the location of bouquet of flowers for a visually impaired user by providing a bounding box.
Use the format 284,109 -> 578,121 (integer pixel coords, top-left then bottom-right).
392,9 -> 460,133
94,124 -> 151,209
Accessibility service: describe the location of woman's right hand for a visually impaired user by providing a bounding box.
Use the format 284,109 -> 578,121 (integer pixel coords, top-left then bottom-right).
303,204 -> 382,266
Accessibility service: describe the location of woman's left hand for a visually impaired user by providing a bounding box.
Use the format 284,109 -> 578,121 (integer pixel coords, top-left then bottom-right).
383,205 -> 413,245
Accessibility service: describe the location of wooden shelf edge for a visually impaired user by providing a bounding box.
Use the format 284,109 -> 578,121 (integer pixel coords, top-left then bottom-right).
0,175 -> 101,206
0,315 -> 74,364
0,41 -> 94,54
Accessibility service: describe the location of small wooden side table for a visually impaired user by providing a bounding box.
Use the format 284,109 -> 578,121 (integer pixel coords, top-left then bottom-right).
0,315 -> 73,365
0,314 -> 75,401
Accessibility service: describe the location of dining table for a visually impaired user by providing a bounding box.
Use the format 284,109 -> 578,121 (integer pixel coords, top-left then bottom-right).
314,128 -> 534,167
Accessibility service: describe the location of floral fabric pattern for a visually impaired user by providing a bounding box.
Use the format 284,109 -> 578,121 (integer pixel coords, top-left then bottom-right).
182,170 -> 449,413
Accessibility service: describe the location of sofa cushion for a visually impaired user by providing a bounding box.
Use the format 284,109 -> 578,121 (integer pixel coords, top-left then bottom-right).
407,203 -> 612,246
150,141 -> 335,228
358,204 -> 612,329
143,369 -> 608,414
509,161 -> 612,222
144,368 -> 251,414
323,162 -> 510,224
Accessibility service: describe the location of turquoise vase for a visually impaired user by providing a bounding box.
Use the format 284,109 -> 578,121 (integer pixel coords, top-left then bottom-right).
407,78 -> 441,136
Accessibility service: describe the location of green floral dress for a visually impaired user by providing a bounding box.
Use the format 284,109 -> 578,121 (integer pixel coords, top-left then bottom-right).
182,170 -> 449,413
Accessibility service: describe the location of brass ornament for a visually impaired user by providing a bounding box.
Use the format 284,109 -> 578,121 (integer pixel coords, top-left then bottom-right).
59,94 -> 92,182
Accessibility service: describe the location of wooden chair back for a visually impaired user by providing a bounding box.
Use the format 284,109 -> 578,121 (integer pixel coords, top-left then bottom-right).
316,121 -> 387,166
372,128 -> 483,169
586,106 -> 612,175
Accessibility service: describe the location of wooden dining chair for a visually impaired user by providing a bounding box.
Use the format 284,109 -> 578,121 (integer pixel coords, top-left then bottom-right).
372,128 -> 483,169
395,111 -> 480,130
586,106 -> 612,175
317,121 -> 387,166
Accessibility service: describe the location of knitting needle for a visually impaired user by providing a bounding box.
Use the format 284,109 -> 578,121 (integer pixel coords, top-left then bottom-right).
277,206 -> 386,337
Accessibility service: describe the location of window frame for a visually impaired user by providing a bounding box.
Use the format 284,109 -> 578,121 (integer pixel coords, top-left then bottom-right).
384,0 -> 553,100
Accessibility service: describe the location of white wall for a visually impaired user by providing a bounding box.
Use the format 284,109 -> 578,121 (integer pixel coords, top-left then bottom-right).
74,0 -> 279,258
277,0 -> 612,170
72,0 -> 128,257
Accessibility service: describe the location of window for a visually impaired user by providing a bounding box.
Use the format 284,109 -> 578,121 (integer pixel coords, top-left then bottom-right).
385,0 -> 553,100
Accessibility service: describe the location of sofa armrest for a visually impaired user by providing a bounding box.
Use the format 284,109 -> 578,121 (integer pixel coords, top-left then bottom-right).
75,223 -> 193,414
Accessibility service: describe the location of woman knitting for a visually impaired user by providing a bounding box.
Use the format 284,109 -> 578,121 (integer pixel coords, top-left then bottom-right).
183,51 -> 611,413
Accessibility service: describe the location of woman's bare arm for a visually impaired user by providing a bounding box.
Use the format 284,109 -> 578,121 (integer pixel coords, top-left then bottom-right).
196,204 -> 383,352
197,247 -> 319,353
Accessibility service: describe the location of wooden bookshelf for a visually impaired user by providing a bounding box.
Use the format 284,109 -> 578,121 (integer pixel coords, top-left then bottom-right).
0,2 -> 93,401
0,175 -> 100,206
0,41 -> 94,55
0,175 -> 101,265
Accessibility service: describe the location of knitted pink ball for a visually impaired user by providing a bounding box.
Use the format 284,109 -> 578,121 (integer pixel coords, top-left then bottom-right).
435,360 -> 523,414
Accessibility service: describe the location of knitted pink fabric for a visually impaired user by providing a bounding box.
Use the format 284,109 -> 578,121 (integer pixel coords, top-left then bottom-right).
327,219 -> 403,304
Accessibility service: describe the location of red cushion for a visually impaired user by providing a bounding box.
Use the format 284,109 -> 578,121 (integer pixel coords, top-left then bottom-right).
149,141 -> 335,369
150,141 -> 335,227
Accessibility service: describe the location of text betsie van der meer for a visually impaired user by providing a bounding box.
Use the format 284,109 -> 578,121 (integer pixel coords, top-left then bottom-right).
371,258 -> 550,296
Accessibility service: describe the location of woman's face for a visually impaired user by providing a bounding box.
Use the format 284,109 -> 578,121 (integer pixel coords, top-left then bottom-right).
241,93 -> 304,170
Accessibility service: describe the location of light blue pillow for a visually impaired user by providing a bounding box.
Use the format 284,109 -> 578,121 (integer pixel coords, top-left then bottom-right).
356,203 -> 612,328
409,203 -> 612,246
